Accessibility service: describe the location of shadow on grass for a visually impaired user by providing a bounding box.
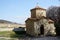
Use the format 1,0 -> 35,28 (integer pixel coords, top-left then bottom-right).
10,31 -> 26,38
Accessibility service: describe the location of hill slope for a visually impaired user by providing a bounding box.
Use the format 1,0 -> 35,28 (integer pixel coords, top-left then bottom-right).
0,19 -> 17,24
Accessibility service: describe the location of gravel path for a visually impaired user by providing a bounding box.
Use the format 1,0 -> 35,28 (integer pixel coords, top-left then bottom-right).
18,36 -> 60,40
0,36 -> 60,40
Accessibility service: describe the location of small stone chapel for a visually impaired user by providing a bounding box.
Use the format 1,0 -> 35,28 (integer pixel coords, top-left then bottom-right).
25,6 -> 56,36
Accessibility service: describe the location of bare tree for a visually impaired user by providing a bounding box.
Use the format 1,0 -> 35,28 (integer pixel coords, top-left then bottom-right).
46,6 -> 59,23
46,6 -> 60,35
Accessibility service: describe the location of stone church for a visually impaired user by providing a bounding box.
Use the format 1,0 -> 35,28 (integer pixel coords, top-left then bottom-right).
25,6 -> 56,36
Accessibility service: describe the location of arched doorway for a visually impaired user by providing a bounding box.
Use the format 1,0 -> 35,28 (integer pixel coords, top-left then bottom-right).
40,25 -> 44,35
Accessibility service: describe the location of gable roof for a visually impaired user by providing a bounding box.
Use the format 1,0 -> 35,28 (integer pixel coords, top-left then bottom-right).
25,16 -> 54,23
25,18 -> 39,22
48,19 -> 54,23
25,16 -> 48,22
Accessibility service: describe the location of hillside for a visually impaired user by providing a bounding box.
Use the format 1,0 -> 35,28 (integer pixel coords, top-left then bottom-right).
0,19 -> 18,24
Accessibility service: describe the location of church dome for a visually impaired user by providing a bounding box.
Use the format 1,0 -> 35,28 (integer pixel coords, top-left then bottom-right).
30,5 -> 46,11
35,5 -> 40,8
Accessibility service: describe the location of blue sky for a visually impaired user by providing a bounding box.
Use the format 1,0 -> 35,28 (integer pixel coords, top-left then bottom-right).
0,0 -> 60,24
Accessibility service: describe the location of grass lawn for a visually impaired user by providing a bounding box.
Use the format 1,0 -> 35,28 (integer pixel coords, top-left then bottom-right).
0,31 -> 26,38
0,31 -> 15,37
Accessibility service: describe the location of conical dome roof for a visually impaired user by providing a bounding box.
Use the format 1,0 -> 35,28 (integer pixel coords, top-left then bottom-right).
35,5 -> 40,8
30,5 -> 46,11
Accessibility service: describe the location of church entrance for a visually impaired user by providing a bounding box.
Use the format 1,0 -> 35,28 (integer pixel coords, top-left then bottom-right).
40,25 -> 44,35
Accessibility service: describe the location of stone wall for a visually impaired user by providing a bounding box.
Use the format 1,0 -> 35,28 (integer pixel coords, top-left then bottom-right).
26,20 -> 35,36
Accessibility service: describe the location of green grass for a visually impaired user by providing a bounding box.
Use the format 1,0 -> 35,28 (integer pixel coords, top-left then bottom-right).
0,31 -> 15,37
0,31 -> 26,38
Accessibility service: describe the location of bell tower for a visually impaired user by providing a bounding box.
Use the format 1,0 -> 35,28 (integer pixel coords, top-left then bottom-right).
30,6 -> 46,18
